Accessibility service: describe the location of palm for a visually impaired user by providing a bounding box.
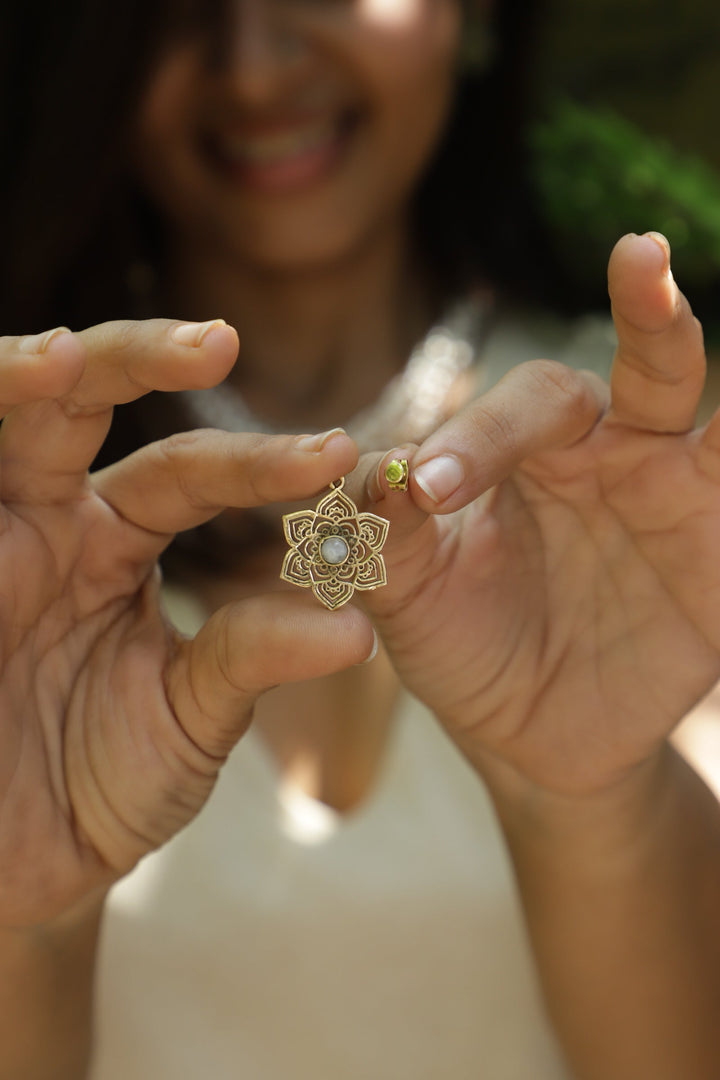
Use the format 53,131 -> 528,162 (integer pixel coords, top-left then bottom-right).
370,235 -> 720,794
0,494 -> 188,924
381,424 -> 720,793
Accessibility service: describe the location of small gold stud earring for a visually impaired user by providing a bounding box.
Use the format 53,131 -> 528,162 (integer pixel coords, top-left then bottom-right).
384,458 -> 409,492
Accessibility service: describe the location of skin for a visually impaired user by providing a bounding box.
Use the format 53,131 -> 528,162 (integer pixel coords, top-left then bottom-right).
1,237 -> 719,1079
0,319 -> 374,1077
133,0 -> 461,271
132,0 -> 462,439
363,234 -> 716,795
127,0 -> 470,808
2,2 -> 720,1077
353,233 -> 720,1077
0,319 -> 375,926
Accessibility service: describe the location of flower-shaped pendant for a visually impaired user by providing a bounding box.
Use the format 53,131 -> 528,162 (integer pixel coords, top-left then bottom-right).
280,478 -> 389,610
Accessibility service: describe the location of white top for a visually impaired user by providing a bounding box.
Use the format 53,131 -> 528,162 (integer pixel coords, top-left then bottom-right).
90,310 -> 620,1080
92,687 -> 569,1080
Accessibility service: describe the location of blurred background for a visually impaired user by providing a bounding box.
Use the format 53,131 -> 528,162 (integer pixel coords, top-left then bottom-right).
529,0 -> 720,341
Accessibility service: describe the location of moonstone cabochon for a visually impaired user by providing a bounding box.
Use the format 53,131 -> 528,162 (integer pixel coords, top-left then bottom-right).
320,536 -> 350,565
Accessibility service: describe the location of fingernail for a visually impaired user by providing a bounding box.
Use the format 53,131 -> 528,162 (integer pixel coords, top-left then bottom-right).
296,427 -> 346,452
643,231 -> 671,273
18,326 -> 72,354
413,455 -> 464,503
171,319 -> 227,347
358,628 -> 379,666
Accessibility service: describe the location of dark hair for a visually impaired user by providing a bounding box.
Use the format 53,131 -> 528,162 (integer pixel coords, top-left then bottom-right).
416,0 -> 560,307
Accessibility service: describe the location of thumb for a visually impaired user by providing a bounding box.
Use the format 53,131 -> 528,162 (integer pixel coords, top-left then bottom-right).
165,593 -> 376,758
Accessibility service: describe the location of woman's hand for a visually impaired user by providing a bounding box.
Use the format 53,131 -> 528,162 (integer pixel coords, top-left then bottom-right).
358,231 -> 720,1080
0,318 -> 374,928
360,233 -> 720,801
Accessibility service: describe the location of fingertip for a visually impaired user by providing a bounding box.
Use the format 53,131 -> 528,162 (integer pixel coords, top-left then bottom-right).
609,232 -> 672,283
345,608 -> 379,665
295,427 -> 351,454
173,320 -> 240,389
357,626 -> 379,666
171,319 -> 229,347
32,329 -> 86,397
411,453 -> 465,510
296,428 -> 359,487
642,231 -> 671,274
609,232 -> 637,260
252,594 -> 376,679
199,320 -> 239,354
609,232 -> 678,334
18,326 -> 70,355
197,320 -> 239,369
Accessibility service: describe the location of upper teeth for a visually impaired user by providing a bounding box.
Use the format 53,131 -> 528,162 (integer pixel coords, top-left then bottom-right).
219,122 -> 337,164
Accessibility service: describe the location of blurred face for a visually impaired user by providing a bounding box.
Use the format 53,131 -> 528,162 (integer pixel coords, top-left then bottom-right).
133,0 -> 463,271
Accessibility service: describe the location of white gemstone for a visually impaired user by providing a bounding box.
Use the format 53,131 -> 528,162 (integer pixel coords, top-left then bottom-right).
320,536 -> 349,565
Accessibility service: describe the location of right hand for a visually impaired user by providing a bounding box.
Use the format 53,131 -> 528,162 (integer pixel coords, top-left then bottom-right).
0,319 -> 374,928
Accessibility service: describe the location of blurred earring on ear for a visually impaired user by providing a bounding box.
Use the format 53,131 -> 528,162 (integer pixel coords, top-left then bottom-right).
457,8 -> 494,75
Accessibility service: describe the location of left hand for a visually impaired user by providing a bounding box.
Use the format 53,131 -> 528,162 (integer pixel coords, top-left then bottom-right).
358,233 -> 720,799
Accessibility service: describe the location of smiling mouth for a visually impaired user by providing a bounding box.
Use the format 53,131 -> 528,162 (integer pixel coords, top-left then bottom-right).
206,110 -> 361,194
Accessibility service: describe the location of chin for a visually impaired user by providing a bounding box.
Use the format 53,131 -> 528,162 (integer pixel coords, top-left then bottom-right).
217,219 -> 375,276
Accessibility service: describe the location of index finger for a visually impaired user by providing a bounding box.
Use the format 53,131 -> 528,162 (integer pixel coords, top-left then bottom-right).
0,318 -> 239,503
404,361 -> 608,514
608,232 -> 706,433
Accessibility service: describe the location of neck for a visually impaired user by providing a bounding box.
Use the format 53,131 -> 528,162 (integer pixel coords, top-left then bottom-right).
163,218 -> 435,430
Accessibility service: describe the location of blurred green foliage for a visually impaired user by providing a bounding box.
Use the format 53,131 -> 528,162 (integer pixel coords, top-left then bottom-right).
532,98 -> 720,287
535,0 -> 720,171
530,1 -> 720,332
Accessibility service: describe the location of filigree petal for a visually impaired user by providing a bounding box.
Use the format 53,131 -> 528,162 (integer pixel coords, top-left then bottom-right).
310,558 -> 334,582
313,578 -> 355,610
283,509 -> 316,547
335,560 -> 358,581
358,512 -> 389,551
316,489 -> 359,523
352,539 -> 371,564
298,535 -> 318,561
282,486 -> 389,609
354,554 -> 387,591
281,548 -> 312,588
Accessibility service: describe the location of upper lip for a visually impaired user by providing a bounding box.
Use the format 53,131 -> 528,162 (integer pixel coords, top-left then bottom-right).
214,119 -> 341,164
206,97 -> 360,139
213,113 -> 339,137
204,106 -> 360,166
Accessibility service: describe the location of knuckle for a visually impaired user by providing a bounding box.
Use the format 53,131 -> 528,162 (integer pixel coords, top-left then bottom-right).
244,438 -> 279,502
527,358 -> 576,396
217,606 -> 258,698
160,428 -> 210,456
527,359 -> 591,414
154,432 -> 208,508
473,401 -> 518,457
93,320 -> 141,355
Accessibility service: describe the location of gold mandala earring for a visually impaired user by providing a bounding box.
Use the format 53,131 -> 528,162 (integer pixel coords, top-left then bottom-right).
280,478 -> 389,610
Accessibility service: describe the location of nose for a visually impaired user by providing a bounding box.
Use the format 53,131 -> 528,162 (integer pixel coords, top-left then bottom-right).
219,0 -> 311,102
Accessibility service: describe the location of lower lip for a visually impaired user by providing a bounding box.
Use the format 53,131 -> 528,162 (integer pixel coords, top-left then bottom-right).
210,118 -> 356,196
